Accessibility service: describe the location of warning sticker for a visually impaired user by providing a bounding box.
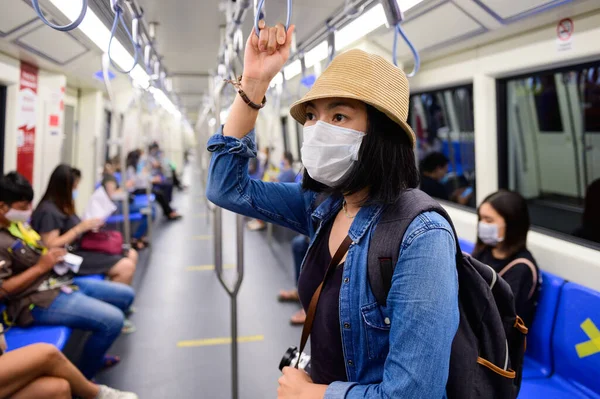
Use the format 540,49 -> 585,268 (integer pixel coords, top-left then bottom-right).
556,18 -> 574,52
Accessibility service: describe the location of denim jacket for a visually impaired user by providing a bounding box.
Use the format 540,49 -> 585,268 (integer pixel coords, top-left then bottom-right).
207,129 -> 459,399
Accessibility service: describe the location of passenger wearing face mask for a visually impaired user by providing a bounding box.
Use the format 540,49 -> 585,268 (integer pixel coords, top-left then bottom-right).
30,165 -> 138,285
473,190 -> 541,327
0,172 -> 135,380
206,21 -> 458,399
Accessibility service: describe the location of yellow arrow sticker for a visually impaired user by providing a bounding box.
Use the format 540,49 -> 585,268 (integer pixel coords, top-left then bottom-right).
575,318 -> 600,358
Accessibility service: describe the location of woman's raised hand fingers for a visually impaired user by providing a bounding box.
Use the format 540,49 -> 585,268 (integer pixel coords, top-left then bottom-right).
278,25 -> 295,60
267,27 -> 278,54
275,23 -> 286,45
258,21 -> 269,51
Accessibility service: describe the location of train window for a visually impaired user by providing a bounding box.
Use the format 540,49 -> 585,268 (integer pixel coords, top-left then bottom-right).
500,61 -> 600,248
532,76 -> 564,132
410,85 -> 476,208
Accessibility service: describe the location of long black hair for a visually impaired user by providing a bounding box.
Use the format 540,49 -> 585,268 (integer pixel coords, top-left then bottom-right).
301,104 -> 419,206
39,164 -> 76,215
474,190 -> 530,257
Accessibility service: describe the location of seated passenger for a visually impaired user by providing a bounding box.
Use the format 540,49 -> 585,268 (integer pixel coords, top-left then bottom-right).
31,165 -> 137,285
420,152 -> 472,205
206,23 -> 458,397
147,143 -> 175,202
472,190 -> 540,327
574,178 -> 600,244
0,172 -> 135,378
0,343 -> 136,398
101,163 -> 150,250
277,152 -> 297,183
126,150 -> 182,221
419,152 -> 450,200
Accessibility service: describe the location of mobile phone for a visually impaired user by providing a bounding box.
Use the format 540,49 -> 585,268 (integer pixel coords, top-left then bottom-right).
461,187 -> 473,199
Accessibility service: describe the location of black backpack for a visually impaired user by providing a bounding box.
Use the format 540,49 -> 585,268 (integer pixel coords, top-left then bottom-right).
367,189 -> 528,399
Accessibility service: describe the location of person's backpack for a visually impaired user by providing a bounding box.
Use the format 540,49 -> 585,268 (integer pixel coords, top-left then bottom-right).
368,189 -> 528,399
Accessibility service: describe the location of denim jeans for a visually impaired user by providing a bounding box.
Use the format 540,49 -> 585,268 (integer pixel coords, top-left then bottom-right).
291,235 -> 310,284
31,277 -> 135,378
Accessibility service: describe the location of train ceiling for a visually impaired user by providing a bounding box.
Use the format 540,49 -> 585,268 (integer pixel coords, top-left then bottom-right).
0,0 -> 599,123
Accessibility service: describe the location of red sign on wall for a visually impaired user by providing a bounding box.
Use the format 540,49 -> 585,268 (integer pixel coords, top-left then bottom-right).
16,62 -> 38,183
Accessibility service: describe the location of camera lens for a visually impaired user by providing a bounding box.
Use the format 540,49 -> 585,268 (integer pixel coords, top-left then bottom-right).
279,346 -> 298,371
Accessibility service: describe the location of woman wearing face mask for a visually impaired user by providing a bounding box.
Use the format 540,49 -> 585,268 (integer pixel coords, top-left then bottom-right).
30,165 -> 138,286
206,21 -> 458,399
473,190 -> 540,327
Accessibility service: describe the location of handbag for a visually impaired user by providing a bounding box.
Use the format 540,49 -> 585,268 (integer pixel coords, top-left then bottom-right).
79,230 -> 123,255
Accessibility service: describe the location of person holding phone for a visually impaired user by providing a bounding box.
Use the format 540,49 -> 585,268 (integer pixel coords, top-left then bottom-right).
0,172 -> 135,379
420,152 -> 472,205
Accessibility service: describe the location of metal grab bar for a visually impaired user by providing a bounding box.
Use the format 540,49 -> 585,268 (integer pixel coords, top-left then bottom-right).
32,0 -> 87,32
102,53 -> 131,247
212,81 -> 245,399
254,0 -> 293,36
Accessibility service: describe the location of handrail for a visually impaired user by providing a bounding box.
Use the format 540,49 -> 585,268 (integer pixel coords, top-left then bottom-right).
32,0 -> 87,32
212,80 -> 245,399
392,24 -> 420,77
254,0 -> 293,36
108,1 -> 140,74
102,53 -> 131,247
381,0 -> 420,77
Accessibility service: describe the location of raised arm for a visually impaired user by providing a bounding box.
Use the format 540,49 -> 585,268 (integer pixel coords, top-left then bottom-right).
206,22 -> 314,236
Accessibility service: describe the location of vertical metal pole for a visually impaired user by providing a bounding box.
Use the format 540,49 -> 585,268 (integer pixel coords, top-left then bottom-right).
212,77 -> 245,399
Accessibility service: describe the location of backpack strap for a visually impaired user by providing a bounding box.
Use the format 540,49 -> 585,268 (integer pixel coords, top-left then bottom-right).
498,258 -> 538,300
368,189 -> 461,307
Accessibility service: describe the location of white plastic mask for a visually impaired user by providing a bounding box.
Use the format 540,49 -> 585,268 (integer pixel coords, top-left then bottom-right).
301,121 -> 365,186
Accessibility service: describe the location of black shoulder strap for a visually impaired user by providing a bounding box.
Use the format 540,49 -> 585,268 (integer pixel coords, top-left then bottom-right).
368,189 -> 462,306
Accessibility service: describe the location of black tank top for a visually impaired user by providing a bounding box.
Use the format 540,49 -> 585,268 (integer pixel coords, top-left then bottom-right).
297,219 -> 347,384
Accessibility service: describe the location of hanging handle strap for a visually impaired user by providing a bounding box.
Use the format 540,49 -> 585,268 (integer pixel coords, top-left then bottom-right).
296,235 -> 353,368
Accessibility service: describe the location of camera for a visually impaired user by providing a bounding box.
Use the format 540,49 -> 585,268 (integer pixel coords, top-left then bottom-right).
279,346 -> 311,373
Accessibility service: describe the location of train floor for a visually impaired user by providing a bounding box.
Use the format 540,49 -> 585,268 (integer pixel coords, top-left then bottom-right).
96,168 -> 303,398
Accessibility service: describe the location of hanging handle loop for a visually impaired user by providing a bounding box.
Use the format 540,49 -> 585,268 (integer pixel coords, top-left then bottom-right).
254,0 -> 292,36
380,0 -> 420,77
393,24 -> 420,77
32,0 -> 88,32
108,2 -> 140,74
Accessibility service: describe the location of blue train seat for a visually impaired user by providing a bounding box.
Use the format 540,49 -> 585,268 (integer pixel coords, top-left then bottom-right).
458,238 -> 475,254
519,282 -> 600,398
0,304 -> 71,352
76,274 -> 104,281
522,271 -> 565,379
5,325 -> 72,352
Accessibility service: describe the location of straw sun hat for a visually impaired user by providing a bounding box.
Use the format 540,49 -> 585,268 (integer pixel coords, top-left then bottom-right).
289,49 -> 416,148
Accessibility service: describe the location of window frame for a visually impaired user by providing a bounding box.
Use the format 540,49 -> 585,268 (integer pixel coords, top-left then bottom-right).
409,83 -> 477,209
497,59 -> 600,251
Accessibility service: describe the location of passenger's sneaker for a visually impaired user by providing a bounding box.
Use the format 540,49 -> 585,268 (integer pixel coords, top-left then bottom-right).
121,319 -> 136,334
95,385 -> 138,399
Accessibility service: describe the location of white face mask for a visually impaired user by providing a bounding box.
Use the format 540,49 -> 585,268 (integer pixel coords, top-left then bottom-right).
301,121 -> 366,186
5,208 -> 32,223
478,221 -> 505,246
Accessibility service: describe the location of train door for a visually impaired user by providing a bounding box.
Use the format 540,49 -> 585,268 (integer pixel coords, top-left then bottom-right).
61,104 -> 76,164
533,73 -> 580,199
0,85 -> 6,176
576,68 -> 600,186
507,80 -> 542,198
